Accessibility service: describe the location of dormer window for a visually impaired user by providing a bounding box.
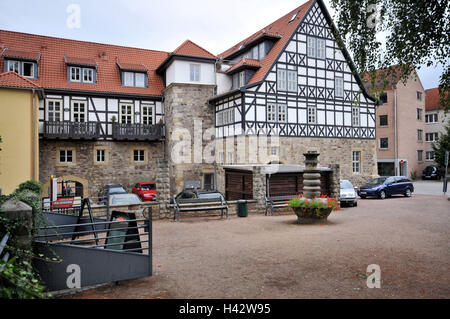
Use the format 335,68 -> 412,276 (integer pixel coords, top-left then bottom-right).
6,60 -> 37,79
289,11 -> 299,23
69,66 -> 95,84
122,71 -> 147,88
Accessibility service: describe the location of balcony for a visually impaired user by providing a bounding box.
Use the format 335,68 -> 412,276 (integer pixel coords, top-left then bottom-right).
112,123 -> 164,141
43,121 -> 100,139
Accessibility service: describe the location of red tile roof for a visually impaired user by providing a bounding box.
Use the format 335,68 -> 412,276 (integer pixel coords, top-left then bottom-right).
425,88 -> 443,111
2,49 -> 40,61
219,0 -> 314,85
116,60 -> 149,72
172,40 -> 216,59
0,30 -> 169,96
64,56 -> 97,67
0,71 -> 42,89
226,58 -> 261,74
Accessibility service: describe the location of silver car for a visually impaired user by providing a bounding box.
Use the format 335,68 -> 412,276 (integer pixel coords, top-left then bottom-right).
340,180 -> 358,207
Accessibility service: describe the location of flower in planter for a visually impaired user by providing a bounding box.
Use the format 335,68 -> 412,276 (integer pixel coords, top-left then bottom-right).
287,194 -> 340,213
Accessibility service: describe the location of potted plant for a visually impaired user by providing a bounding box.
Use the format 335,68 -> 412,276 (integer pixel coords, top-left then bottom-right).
288,194 -> 339,224
111,116 -> 117,123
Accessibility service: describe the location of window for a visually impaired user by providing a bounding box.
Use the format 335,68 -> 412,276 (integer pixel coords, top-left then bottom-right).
417,150 -> 423,162
287,70 -> 297,92
379,115 -> 388,127
59,150 -> 73,164
258,42 -> 265,60
267,104 -> 286,123
228,152 -> 234,164
7,60 -> 36,78
270,147 -> 279,156
417,91 -> 423,101
267,104 -> 277,122
277,69 -> 297,92
141,104 -> 155,125
289,11 -> 299,22
426,132 -> 439,142
426,113 -> 438,123
190,64 -> 200,82
277,69 -> 287,91
252,46 -> 259,60
417,108 -> 423,121
308,106 -> 317,124
122,71 -> 146,88
239,71 -> 245,87
70,67 -> 81,82
82,68 -> 94,83
119,103 -> 133,124
133,150 -> 145,163
96,149 -> 106,163
352,151 -> 361,173
379,93 -> 388,104
71,101 -> 87,122
217,109 -> 235,125
379,138 -> 389,149
46,99 -> 63,122
335,77 -> 344,98
426,151 -> 435,161
204,173 -> 215,191
352,108 -> 360,127
219,152 -> 225,165
417,129 -> 423,142
307,37 -> 325,59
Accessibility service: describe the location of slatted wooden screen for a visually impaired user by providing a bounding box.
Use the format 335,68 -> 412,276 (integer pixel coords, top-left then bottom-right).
225,170 -> 253,200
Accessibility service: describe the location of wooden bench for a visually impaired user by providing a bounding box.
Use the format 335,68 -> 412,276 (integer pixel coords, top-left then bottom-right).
172,196 -> 229,222
265,195 -> 294,216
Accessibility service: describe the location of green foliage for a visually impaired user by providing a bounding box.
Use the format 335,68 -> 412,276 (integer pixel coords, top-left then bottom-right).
0,180 -> 51,299
410,171 -> 417,181
15,180 -> 43,195
432,120 -> 450,168
329,0 -> 450,111
287,194 -> 340,212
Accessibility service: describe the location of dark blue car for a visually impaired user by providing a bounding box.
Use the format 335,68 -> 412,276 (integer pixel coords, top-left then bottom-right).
357,176 -> 414,200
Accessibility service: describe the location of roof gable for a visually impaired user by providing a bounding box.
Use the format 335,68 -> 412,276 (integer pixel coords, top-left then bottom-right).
173,40 -> 216,59
425,88 -> 442,111
0,71 -> 42,89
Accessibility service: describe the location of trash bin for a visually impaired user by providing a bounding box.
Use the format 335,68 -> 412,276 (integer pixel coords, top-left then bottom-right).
237,200 -> 248,217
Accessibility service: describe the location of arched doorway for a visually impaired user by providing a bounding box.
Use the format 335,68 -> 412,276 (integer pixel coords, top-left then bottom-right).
42,175 -> 89,198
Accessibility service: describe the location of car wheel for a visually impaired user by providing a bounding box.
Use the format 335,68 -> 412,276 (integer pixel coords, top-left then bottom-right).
360,195 -> 366,199
405,189 -> 412,197
354,201 -> 358,207
379,191 -> 386,200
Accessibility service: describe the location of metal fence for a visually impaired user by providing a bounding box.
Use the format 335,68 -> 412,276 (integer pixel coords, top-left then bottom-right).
33,200 -> 152,292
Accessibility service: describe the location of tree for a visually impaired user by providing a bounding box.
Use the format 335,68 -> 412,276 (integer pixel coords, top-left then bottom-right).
329,0 -> 450,110
432,119 -> 450,168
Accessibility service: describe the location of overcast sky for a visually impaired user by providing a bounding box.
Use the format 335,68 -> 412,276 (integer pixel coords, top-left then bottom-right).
0,0 -> 444,89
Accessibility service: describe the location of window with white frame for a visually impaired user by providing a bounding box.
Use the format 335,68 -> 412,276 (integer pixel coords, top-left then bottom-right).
82,68 -> 94,83
69,66 -> 81,82
379,138 -> 389,149
287,70 -> 297,92
119,103 -> 133,124
96,149 -> 106,163
307,106 -> 317,124
190,64 -> 200,82
71,101 -> 87,123
122,71 -> 146,88
228,152 -> 234,164
239,71 -> 245,87
141,104 -> 155,125
426,132 -> 439,142
7,60 -> 19,73
7,60 -> 36,78
270,146 -> 279,156
277,69 -> 287,91
133,150 -> 145,162
352,151 -> 361,173
425,113 -> 438,123
352,107 -> 360,126
59,150 -> 73,164
267,104 -> 277,122
46,99 -> 63,122
22,62 -> 35,78
307,37 -> 325,59
426,151 -> 435,161
335,77 -> 344,98
219,152 -> 225,165
278,104 -> 287,122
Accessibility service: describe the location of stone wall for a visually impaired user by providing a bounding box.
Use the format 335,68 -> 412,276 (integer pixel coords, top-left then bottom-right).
163,83 -> 217,196
39,140 -> 164,197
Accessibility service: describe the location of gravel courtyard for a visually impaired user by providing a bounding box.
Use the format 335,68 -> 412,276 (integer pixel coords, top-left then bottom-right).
64,194 -> 450,299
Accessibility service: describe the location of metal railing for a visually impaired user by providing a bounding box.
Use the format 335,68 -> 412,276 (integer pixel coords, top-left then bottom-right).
112,123 -> 164,141
43,121 -> 100,139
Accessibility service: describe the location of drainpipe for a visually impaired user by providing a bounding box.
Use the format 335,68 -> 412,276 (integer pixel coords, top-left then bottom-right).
394,88 -> 398,176
213,59 -> 219,190
32,89 -> 36,181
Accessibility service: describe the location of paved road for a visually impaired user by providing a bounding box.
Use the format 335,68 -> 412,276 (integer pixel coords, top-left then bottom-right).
64,194 -> 450,299
413,180 -> 448,196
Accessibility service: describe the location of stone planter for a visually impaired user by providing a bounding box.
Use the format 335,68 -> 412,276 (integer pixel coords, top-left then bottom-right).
293,206 -> 333,224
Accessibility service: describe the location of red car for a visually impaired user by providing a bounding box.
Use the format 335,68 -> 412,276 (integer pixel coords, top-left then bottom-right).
132,182 -> 157,201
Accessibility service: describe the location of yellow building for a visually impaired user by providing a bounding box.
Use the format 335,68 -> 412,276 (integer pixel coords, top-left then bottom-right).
0,71 -> 42,195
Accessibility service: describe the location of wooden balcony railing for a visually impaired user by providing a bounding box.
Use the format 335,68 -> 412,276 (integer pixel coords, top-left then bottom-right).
112,123 -> 164,141
43,121 -> 100,139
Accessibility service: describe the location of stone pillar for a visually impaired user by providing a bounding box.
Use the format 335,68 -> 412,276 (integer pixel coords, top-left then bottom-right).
0,199 -> 33,251
303,151 -> 321,199
253,166 -> 267,212
328,164 -> 341,201
156,158 -> 171,219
